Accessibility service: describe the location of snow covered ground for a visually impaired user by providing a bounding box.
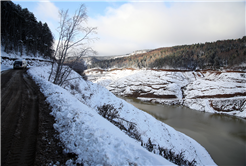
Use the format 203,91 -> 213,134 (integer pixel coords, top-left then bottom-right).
1,49 -> 216,165
86,68 -> 246,118
27,65 -> 216,165
1,48 -> 52,71
1,64 -> 12,71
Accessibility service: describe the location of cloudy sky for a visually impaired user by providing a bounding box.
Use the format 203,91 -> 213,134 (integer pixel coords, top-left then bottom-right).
13,0 -> 245,56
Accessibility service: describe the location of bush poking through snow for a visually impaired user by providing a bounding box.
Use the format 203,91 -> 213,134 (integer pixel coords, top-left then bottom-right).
96,104 -> 197,165
97,104 -> 142,141
97,104 -> 119,121
69,82 -> 82,94
145,138 -> 154,152
141,138 -> 197,166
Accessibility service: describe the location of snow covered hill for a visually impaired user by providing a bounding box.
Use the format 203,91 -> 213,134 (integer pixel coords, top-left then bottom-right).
27,65 -> 215,165
81,49 -> 152,66
1,50 -> 216,165
85,68 -> 246,118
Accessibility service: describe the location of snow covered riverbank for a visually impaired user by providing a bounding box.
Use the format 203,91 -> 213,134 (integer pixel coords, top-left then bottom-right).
85,68 -> 246,118
27,65 -> 216,165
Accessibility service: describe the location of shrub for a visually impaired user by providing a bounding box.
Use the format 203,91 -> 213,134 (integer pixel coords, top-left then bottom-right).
141,138 -> 197,166
97,104 -> 119,121
70,82 -> 81,94
97,104 -> 196,165
96,104 -> 141,141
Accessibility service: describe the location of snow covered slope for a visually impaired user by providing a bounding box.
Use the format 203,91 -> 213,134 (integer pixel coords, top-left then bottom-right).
86,68 -> 246,118
183,71 -> 246,117
28,66 -> 216,165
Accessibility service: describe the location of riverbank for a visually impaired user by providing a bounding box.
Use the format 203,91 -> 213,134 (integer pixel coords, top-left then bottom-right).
85,68 -> 246,118
120,96 -> 246,166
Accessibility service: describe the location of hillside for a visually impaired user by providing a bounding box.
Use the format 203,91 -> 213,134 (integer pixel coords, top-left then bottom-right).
85,68 -> 246,118
89,36 -> 246,70
64,49 -> 153,75
1,1 -> 54,59
1,42 -> 217,165
27,64 -> 216,165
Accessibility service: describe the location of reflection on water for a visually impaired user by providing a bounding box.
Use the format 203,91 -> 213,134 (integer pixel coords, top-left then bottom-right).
120,97 -> 246,166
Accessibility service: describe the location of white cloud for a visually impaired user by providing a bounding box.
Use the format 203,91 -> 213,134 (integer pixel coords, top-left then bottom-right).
88,2 -> 245,56
34,1 -> 60,38
36,1 -> 59,21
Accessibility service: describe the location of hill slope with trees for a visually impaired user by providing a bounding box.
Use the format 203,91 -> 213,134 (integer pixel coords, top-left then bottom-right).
89,36 -> 246,70
1,1 -> 54,58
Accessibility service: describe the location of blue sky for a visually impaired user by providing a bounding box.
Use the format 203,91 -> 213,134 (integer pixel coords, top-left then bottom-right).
13,1 -> 245,56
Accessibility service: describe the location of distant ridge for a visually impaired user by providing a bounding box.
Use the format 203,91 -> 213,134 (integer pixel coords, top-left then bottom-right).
88,36 -> 246,70
83,49 -> 152,61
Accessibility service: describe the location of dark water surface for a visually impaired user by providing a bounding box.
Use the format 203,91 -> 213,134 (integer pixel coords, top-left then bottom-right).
120,97 -> 246,166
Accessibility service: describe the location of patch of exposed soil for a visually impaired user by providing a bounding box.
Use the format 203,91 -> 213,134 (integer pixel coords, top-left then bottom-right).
125,89 -> 177,99
192,92 -> 246,99
34,86 -> 79,166
209,98 -> 246,112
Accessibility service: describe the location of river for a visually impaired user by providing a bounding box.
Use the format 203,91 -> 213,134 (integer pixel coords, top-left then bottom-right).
120,97 -> 246,166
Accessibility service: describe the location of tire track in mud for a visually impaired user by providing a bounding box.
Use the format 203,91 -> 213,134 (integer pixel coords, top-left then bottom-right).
1,69 -> 39,166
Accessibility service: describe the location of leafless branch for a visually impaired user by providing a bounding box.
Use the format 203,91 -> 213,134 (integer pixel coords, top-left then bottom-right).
49,4 -> 97,85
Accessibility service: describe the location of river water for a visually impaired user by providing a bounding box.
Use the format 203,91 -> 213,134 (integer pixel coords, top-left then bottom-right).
120,97 -> 246,166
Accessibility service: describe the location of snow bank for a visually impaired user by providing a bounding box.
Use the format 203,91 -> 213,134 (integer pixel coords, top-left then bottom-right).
183,72 -> 246,117
86,69 -> 246,118
184,72 -> 246,98
85,68 -> 141,87
1,64 -> 12,71
28,66 -> 216,165
1,48 -> 52,71
28,66 -> 174,165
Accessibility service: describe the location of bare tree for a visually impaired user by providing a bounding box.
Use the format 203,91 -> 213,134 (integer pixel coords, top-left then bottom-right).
48,4 -> 97,85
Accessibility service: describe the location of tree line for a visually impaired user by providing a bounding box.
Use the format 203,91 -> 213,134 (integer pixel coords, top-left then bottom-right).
1,1 -> 54,58
89,36 -> 246,70
1,1 -> 94,84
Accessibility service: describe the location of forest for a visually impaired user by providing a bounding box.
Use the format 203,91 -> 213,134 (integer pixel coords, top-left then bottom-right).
1,1 -> 54,58
89,36 -> 246,70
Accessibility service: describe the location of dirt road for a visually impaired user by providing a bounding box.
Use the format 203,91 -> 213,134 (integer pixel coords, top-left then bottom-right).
1,69 -> 75,166
1,69 -> 40,165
